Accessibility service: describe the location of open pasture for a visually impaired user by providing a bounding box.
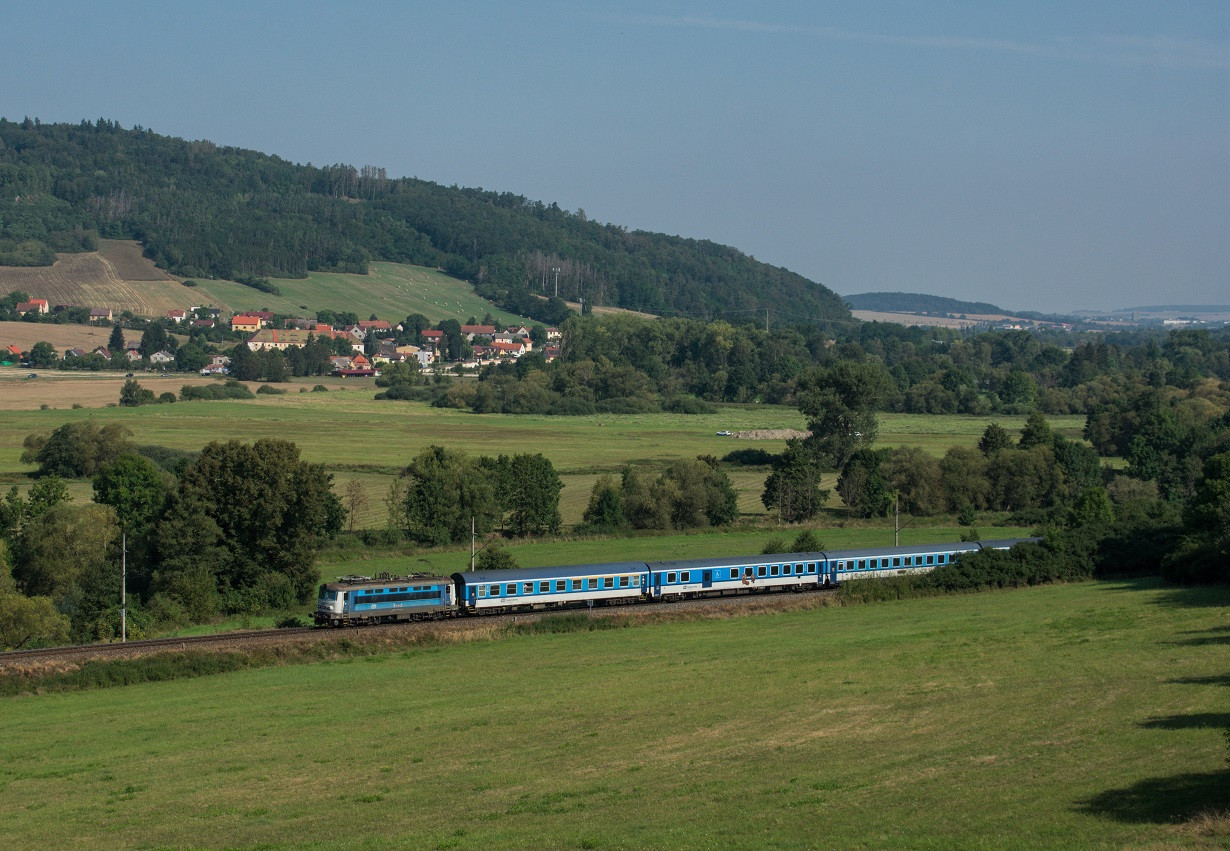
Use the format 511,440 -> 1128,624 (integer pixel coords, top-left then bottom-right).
0,390 -> 1090,526
1,580 -> 1225,847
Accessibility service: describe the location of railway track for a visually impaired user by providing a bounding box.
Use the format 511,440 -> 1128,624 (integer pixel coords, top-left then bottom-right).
0,585 -> 836,669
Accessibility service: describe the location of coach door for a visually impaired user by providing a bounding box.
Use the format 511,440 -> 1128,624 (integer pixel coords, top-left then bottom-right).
702,570 -> 712,589
652,572 -> 662,598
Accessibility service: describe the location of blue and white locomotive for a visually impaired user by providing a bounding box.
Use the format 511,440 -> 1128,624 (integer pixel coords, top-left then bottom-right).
317,538 -> 1037,624
315,573 -> 455,627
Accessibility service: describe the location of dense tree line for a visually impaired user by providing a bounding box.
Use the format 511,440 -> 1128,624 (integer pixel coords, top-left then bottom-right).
433,313 -> 1229,421
0,118 -> 852,323
3,431 -> 344,645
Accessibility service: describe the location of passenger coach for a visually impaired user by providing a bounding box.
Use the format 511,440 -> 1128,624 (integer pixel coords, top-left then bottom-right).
453,562 -> 649,613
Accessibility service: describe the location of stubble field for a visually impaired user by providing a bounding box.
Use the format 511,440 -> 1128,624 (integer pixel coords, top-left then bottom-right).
1,579 -> 1225,847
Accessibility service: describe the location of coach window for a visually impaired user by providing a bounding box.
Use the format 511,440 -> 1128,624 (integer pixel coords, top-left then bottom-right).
604,577 -> 614,589
667,572 -> 676,583
681,572 -> 690,583
619,576 -> 629,588
768,566 -> 777,577
757,566 -> 766,577
539,581 -> 550,593
556,580 -> 566,592
926,555 -> 934,565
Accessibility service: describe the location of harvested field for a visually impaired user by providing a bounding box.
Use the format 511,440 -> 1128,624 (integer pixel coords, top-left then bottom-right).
0,320 -> 134,354
0,244 -> 200,317
96,239 -> 172,280
0,371 -> 234,410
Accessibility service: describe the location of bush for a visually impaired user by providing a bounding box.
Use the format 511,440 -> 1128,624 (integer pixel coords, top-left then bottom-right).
256,384 -> 287,395
158,392 -> 176,404
180,380 -> 255,401
662,396 -> 717,414
358,527 -> 404,546
761,537 -> 788,555
311,384 -> 329,392
276,615 -> 307,629
722,448 -> 776,467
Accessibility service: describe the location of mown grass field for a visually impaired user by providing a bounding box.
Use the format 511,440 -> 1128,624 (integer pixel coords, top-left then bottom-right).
0,388 -> 1089,527
2,579 -> 1226,847
188,261 -> 532,326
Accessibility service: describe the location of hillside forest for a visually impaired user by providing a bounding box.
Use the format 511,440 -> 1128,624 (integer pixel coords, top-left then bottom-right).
0,118 -> 850,326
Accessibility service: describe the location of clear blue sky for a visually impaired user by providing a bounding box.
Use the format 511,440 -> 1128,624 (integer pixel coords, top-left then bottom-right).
2,2 -> 1226,312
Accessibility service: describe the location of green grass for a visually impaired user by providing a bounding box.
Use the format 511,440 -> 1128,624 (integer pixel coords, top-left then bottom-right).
189,261 -> 533,325
0,395 -> 1098,527
1,579 -> 1226,847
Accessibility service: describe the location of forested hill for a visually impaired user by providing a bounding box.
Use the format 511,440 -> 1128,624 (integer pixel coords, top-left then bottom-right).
844,292 -> 1006,316
0,118 -> 850,323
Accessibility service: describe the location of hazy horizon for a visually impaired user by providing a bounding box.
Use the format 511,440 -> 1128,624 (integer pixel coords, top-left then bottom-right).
2,2 -> 1226,314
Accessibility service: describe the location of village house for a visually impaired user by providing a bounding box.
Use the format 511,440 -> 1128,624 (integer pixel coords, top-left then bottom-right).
230,314 -> 264,333
149,350 -> 175,365
89,307 -> 113,322
92,346 -> 112,360
491,340 -> 526,358
247,328 -> 320,352
460,324 -> 496,341
125,347 -> 142,361
546,326 -> 561,342
192,319 -> 215,329
16,298 -> 49,315
167,309 -> 188,322
357,319 -> 392,333
63,348 -> 88,359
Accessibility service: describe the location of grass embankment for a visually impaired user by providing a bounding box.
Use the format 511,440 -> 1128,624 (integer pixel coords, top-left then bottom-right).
1,579 -> 1226,847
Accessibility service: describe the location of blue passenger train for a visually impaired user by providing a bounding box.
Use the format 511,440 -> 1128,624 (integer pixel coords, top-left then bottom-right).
315,538 -> 1037,626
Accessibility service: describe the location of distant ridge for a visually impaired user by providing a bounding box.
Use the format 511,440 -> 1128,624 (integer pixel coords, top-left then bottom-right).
0,118 -> 851,326
1113,305 -> 1230,313
843,292 -> 1006,316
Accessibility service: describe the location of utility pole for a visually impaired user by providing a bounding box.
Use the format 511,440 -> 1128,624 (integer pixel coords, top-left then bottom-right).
765,308 -> 770,333
553,267 -> 560,298
894,493 -> 900,547
121,530 -> 127,642
470,516 -> 475,571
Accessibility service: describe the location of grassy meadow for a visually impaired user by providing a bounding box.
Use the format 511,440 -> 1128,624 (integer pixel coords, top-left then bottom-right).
2,579 -> 1226,847
0,385 -> 1088,528
188,261 -> 533,326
